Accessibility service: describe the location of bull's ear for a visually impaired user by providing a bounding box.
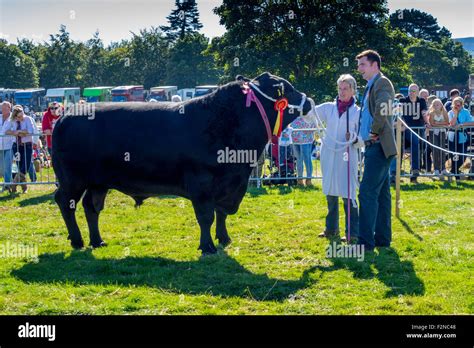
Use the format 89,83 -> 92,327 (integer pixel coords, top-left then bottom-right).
235,75 -> 250,82
255,72 -> 272,81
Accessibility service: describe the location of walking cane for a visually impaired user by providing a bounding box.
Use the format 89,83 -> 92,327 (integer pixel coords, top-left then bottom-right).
346,105 -> 351,243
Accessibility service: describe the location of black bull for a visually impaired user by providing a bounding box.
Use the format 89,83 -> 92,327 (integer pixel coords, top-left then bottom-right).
52,73 -> 313,254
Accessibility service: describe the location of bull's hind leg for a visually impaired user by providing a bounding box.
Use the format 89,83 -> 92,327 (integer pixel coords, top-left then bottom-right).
215,209 -> 231,247
55,187 -> 86,249
82,188 -> 108,248
191,200 -> 217,255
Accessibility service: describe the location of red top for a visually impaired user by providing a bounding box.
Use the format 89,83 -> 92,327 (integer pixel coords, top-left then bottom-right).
42,109 -> 60,149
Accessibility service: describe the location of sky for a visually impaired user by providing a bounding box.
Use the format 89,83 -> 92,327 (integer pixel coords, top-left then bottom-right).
0,0 -> 472,45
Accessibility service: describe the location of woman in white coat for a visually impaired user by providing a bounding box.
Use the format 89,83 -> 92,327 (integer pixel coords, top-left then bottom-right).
314,74 -> 362,242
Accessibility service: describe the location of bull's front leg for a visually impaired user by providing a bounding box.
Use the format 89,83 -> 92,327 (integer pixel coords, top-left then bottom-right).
191,199 -> 217,255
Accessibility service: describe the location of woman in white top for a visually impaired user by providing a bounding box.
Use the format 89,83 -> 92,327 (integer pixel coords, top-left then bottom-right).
1,105 -> 38,193
427,99 -> 450,177
314,74 -> 363,242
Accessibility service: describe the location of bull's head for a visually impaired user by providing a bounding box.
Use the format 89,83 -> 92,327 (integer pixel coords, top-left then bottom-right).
236,72 -> 314,130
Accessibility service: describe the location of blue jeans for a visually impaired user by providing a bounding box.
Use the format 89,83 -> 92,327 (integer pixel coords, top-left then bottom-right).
0,148 -> 13,186
391,129 -> 423,176
12,142 -> 33,176
292,144 -> 313,178
29,157 -> 37,182
326,195 -> 359,239
358,143 -> 394,250
279,145 -> 289,166
448,138 -> 466,176
409,129 -> 424,172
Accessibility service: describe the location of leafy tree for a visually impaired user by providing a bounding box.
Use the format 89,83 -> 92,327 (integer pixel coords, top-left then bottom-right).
390,8 -> 472,87
0,39 -> 39,88
160,0 -> 203,42
165,33 -> 219,88
128,27 -> 170,88
390,9 -> 450,43
212,0 -> 411,99
102,42 -> 134,86
82,31 -> 107,87
407,41 -> 451,86
37,25 -> 85,88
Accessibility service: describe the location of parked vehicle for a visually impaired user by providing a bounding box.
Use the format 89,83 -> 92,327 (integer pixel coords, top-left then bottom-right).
46,87 -> 81,107
148,86 -> 178,101
83,87 -> 113,102
14,88 -> 46,112
111,85 -> 145,102
177,88 -> 195,101
399,86 -> 408,97
0,88 -> 19,103
194,85 -> 218,97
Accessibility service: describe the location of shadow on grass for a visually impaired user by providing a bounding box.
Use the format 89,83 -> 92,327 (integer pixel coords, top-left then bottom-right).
246,186 -> 269,197
400,181 -> 473,191
0,192 -> 20,202
247,184 -> 320,197
18,192 -> 56,207
311,245 -> 425,298
397,217 -> 423,241
11,249 -> 316,302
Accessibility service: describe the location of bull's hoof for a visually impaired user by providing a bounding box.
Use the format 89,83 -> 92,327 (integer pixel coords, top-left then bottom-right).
90,241 -> 107,249
218,237 -> 232,248
199,242 -> 217,255
70,239 -> 84,249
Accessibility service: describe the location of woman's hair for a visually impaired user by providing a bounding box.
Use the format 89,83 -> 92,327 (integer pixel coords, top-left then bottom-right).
10,105 -> 24,120
428,99 -> 448,118
337,74 -> 357,93
452,96 -> 464,108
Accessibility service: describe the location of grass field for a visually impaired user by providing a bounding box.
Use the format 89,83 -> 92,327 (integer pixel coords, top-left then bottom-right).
0,180 -> 473,315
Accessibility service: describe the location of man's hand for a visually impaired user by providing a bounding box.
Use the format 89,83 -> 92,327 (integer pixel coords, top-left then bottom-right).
369,132 -> 379,141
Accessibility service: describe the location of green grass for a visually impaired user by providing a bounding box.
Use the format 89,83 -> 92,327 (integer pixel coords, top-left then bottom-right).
0,180 -> 472,315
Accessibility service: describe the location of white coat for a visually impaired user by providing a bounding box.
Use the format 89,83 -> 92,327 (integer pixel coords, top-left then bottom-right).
314,100 -> 362,205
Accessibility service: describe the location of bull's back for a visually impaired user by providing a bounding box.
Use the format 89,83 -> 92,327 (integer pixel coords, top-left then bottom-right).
52,102 -> 217,189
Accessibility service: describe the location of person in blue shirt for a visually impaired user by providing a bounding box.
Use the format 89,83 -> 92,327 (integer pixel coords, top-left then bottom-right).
447,97 -> 474,179
444,89 -> 460,113
356,50 -> 397,252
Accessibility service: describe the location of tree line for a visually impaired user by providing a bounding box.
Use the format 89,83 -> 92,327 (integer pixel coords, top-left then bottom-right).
0,0 -> 472,100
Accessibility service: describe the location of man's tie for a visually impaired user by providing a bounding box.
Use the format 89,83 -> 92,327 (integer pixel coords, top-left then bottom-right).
16,120 -> 22,146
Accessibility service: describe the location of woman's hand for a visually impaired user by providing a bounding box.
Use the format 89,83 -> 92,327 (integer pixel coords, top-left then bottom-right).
369,132 -> 379,141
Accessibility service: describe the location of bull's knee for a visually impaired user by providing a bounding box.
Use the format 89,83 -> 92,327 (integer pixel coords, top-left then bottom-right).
55,189 -> 79,210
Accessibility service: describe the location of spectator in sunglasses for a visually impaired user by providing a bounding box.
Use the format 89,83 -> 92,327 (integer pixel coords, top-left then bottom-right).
42,102 -> 63,155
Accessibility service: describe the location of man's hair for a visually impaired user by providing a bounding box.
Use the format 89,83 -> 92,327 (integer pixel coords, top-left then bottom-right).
1,101 -> 12,109
356,50 -> 381,69
450,89 -> 460,97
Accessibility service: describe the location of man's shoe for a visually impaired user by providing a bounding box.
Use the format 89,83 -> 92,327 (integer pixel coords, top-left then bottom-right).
319,230 -> 339,239
305,179 -> 313,186
297,179 -> 305,186
410,176 -> 418,183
